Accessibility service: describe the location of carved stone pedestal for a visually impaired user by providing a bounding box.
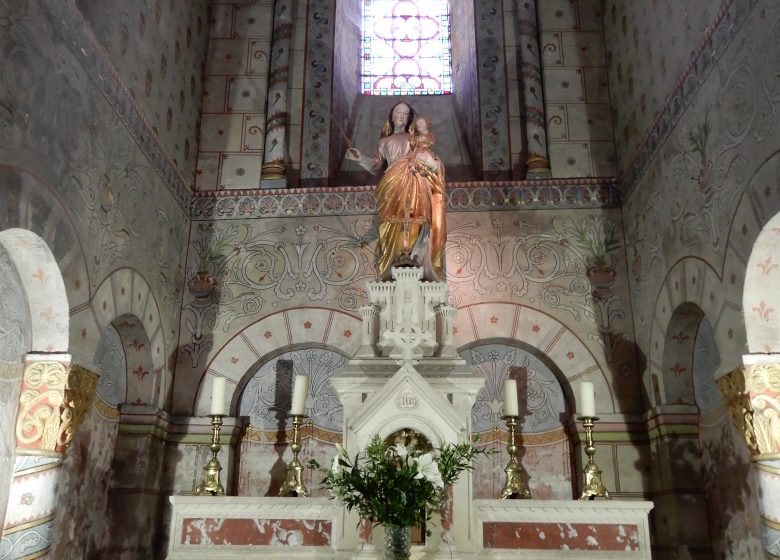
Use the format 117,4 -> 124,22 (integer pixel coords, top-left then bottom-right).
333,267 -> 484,557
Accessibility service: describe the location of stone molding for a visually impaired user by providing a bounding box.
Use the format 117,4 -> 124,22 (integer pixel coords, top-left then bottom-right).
473,498 -> 653,521
169,495 -> 338,518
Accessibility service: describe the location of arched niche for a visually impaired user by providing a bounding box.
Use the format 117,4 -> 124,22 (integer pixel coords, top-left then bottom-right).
237,346 -> 347,433
461,338 -> 575,500
233,344 -> 350,497
90,269 -> 167,408
647,257 -> 741,408
94,313 -> 156,407
90,311 -> 164,558
330,0 -> 480,184
453,302 -> 613,412
192,307 -> 362,416
661,302 -> 705,405
654,301 -> 761,556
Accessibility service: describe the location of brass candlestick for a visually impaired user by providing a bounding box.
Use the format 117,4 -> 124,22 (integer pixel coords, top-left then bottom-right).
499,415 -> 532,500
195,414 -> 226,496
278,414 -> 310,497
578,416 -> 611,500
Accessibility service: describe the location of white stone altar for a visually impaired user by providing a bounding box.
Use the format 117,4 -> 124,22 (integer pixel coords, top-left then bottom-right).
167,496 -> 654,559
167,268 -> 653,559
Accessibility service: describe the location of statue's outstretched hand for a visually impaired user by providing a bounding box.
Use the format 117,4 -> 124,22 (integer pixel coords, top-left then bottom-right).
345,148 -> 362,161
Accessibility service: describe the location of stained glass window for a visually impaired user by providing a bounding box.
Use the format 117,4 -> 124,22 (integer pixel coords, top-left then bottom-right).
361,0 -> 453,95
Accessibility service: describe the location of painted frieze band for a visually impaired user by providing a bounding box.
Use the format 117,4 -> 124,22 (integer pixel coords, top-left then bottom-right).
190,180 -> 620,219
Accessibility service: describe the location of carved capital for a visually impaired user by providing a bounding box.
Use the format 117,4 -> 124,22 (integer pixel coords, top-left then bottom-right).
744,362 -> 780,457
16,360 -> 70,453
719,364 -> 780,458
61,365 -> 99,449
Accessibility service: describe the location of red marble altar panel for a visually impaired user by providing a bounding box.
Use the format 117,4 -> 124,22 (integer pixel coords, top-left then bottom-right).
483,522 -> 639,551
181,518 -> 332,546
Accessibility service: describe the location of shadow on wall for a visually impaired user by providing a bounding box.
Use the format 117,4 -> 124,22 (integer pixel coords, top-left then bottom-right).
266,358 -> 294,496
644,436 -> 714,560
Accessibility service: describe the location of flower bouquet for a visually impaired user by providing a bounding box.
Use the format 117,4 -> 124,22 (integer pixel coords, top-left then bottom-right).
310,434 -> 483,559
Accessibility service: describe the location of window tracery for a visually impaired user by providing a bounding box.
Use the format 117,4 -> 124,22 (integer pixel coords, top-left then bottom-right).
361,0 -> 453,95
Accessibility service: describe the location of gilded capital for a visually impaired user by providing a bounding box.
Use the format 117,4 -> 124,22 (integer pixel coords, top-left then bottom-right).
61,365 -> 99,449
744,362 -> 780,458
717,367 -> 760,456
720,363 -> 780,459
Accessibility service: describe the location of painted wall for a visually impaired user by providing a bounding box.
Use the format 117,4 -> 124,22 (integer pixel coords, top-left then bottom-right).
51,399 -> 119,560
608,0 -> 775,556
174,199 -> 649,503
0,0 -> 189,402
616,0 -> 779,401
2,0 -> 774,557
604,0 -> 727,172
74,0 -> 209,179
0,0 -> 193,556
196,0 -> 275,190
540,0 -> 617,178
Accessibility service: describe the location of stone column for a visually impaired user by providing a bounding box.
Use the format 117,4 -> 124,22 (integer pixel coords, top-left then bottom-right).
260,0 -> 294,189
720,357 -> 780,559
515,0 -> 551,178
436,305 -> 458,358
3,354 -> 74,559
357,305 -> 379,358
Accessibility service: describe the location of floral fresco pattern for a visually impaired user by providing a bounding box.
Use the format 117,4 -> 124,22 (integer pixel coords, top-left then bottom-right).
238,348 -> 346,433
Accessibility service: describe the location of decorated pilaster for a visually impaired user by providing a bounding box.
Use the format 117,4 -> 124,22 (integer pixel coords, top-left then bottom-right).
260,0 -> 294,189
3,355 -> 98,560
720,357 -> 780,558
515,0 -> 550,178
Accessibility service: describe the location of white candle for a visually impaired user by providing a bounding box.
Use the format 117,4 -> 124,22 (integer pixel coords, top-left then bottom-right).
503,379 -> 519,416
210,376 -> 227,415
580,381 -> 595,417
291,375 -> 309,416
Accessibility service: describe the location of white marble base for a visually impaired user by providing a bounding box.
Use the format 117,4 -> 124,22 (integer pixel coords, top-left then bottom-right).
167,497 -> 653,559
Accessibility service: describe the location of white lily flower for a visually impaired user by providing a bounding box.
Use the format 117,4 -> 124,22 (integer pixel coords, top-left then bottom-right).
335,442 -> 349,459
414,453 -> 443,489
331,455 -> 342,475
392,443 -> 409,460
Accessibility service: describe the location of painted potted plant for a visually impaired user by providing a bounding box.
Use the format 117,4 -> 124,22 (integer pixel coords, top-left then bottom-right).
569,218 -> 622,297
188,226 -> 223,300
